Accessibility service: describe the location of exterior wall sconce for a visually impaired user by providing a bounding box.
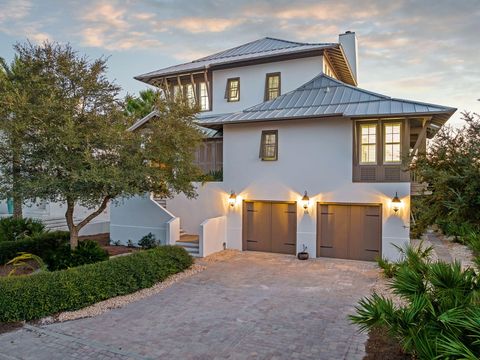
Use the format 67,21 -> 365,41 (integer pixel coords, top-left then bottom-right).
301,191 -> 310,214
228,191 -> 237,207
391,192 -> 402,213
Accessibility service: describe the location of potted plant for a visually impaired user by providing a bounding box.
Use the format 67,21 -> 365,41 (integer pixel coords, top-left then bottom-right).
297,245 -> 309,260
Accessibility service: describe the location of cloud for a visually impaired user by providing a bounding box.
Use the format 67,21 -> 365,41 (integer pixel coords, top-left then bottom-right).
164,17 -> 244,33
0,0 -> 31,23
78,1 -> 163,50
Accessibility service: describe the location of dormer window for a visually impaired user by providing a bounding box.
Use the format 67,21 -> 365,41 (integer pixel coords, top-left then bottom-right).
226,77 -> 240,102
265,73 -> 281,101
260,130 -> 278,161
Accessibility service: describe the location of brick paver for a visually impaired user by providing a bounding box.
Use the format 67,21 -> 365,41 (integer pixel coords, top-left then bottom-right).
0,252 -> 378,359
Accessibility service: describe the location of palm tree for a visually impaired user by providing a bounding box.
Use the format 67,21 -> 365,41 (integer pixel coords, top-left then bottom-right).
125,89 -> 159,119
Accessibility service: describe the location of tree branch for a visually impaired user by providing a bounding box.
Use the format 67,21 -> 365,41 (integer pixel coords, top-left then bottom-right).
76,196 -> 110,231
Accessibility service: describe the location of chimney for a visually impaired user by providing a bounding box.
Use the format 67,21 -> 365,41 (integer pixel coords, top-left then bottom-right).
338,31 -> 358,83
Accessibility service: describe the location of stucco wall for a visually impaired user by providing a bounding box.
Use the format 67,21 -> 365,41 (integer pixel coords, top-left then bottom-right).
110,194 -> 174,245
166,182 -> 227,234
210,56 -> 324,115
164,117 -> 410,261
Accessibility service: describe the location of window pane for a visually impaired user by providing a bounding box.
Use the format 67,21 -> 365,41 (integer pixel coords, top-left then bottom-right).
266,74 -> 280,100
360,124 -> 376,164
384,123 -> 401,163
261,131 -> 277,160
228,79 -> 239,101
199,82 -> 209,111
185,84 -> 195,106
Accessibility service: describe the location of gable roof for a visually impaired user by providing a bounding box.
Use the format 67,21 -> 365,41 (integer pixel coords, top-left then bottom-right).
135,37 -> 356,85
199,74 -> 456,131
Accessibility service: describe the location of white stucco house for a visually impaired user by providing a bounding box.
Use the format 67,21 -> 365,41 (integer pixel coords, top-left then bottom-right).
111,32 -> 456,261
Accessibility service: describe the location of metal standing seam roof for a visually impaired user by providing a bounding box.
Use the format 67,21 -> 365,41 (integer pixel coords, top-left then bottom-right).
127,110 -> 223,138
134,37 -> 355,84
198,74 -> 456,130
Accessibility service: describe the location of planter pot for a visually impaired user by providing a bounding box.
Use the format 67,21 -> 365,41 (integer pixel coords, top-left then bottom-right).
297,252 -> 309,260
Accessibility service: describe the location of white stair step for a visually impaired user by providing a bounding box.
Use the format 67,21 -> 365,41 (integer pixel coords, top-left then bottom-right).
176,241 -> 199,249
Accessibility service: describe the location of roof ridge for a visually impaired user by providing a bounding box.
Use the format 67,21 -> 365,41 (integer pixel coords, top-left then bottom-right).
193,37 -> 333,63
192,37 -> 267,63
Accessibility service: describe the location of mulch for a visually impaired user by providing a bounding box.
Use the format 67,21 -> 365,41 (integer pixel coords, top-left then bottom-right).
102,245 -> 139,256
364,327 -> 412,359
0,259 -> 40,277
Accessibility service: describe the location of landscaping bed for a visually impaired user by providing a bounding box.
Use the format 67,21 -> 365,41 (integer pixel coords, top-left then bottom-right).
364,327 -> 412,359
0,246 -> 193,322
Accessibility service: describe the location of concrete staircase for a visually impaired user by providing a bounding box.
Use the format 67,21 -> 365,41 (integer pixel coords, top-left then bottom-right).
176,234 -> 200,257
40,216 -> 82,231
152,195 -> 201,257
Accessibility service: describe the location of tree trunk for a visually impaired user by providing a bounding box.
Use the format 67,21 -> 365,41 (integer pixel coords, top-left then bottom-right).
65,198 -> 78,249
12,194 -> 22,219
65,196 -> 110,249
12,148 -> 23,219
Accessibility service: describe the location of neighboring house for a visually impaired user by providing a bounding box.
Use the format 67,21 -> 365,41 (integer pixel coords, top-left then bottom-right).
0,199 -> 109,236
111,32 -> 455,261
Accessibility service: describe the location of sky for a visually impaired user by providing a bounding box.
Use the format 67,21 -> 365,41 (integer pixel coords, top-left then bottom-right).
0,0 -> 479,126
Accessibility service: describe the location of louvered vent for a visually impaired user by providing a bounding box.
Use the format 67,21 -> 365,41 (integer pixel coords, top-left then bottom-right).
385,166 -> 401,181
360,167 -> 376,182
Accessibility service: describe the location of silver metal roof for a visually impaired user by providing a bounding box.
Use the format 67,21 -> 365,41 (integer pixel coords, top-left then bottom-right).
128,110 -> 223,138
199,74 -> 456,129
135,37 -> 352,83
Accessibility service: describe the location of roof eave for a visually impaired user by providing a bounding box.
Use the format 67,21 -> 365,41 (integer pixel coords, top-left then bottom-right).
197,113 -> 345,127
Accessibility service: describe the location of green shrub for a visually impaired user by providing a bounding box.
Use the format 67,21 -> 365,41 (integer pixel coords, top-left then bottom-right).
0,217 -> 46,242
45,240 -> 109,270
0,246 -> 193,322
375,257 -> 398,278
0,231 -> 70,265
138,232 -> 159,249
350,244 -> 480,359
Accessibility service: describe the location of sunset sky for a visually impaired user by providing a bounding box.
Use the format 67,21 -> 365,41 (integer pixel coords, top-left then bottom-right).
1,0 -> 479,125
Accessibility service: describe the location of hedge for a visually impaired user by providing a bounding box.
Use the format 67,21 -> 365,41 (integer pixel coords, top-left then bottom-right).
0,246 -> 193,322
0,231 -> 70,265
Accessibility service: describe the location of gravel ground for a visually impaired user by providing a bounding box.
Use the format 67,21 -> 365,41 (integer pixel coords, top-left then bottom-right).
441,235 -> 476,269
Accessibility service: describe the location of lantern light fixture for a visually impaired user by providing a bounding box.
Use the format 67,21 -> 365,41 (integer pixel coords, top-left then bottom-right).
391,192 -> 401,213
301,191 -> 310,214
228,191 -> 237,207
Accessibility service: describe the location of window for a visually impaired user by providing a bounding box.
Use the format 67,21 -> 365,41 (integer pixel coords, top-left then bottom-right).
384,123 -> 401,163
265,73 -> 281,101
199,82 -> 209,111
360,124 -> 377,164
260,130 -> 278,161
225,77 -> 240,102
185,83 -> 195,106
173,84 -> 183,100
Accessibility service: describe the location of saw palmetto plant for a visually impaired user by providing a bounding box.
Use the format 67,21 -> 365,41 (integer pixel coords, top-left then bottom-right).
351,244 -> 480,359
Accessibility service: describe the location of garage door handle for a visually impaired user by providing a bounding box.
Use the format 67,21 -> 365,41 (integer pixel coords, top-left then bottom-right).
284,243 -> 295,246
365,249 -> 379,252
320,245 -> 333,249
246,240 -> 258,243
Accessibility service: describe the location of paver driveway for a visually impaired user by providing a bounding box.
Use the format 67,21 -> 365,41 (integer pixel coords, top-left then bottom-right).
0,251 -> 378,360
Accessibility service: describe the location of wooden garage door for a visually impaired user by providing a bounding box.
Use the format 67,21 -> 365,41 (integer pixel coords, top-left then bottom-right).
317,203 -> 381,261
243,201 -> 296,255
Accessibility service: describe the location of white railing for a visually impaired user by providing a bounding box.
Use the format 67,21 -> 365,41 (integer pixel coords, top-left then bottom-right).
199,215 -> 226,257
